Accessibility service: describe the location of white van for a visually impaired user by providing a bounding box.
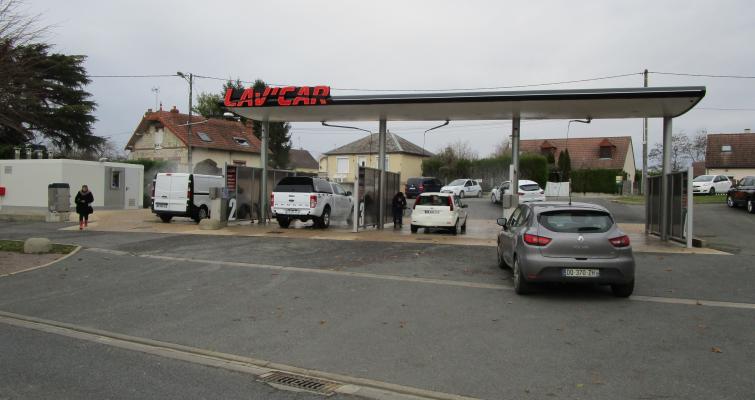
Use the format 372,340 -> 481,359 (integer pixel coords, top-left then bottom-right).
152,173 -> 224,223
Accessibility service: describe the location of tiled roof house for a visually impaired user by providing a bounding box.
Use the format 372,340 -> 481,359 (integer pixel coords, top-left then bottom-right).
125,107 -> 262,174
519,136 -> 636,182
704,132 -> 755,180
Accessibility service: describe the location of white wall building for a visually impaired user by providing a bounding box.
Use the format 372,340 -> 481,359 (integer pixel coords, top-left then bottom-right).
0,159 -> 144,213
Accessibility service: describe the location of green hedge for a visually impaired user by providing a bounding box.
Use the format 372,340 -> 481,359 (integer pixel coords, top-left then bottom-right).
519,154 -> 548,187
571,169 -> 626,194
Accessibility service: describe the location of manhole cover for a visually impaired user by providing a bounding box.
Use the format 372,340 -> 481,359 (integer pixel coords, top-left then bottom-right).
259,371 -> 341,396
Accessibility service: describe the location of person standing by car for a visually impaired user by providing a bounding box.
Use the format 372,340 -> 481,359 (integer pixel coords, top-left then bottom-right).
391,192 -> 407,228
75,185 -> 94,230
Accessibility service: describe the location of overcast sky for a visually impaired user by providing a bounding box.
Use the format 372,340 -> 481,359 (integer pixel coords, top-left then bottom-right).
27,0 -> 755,165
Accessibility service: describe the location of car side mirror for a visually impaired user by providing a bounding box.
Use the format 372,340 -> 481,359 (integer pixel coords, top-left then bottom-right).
496,218 -> 508,229
345,191 -> 352,196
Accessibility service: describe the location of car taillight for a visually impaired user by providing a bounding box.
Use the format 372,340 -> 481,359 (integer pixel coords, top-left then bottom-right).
523,233 -> 551,246
310,195 -> 317,208
419,184 -> 424,192
270,193 -> 274,205
609,235 -> 631,247
539,190 -> 544,194
187,189 -> 192,198
518,191 -> 524,195
150,184 -> 155,198
447,195 -> 454,211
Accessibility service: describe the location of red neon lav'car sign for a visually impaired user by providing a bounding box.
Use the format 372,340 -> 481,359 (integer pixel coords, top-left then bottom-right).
224,86 -> 331,107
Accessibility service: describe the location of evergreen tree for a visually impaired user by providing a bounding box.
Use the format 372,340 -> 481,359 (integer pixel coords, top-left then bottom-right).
557,149 -> 572,181
0,9 -> 101,152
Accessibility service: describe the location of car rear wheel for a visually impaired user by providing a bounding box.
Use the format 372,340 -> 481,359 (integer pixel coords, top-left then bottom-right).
277,217 -> 291,228
450,219 -> 459,235
611,280 -> 635,297
159,214 -> 172,223
491,194 -> 497,204
346,207 -> 354,225
458,191 -> 464,198
461,219 -> 467,234
709,187 -> 716,195
513,257 -> 533,295
727,195 -> 736,208
748,200 -> 755,214
316,207 -> 331,229
410,224 -> 418,233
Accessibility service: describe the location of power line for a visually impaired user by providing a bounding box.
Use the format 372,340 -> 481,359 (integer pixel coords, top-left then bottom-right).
89,74 -> 177,78
650,71 -> 755,79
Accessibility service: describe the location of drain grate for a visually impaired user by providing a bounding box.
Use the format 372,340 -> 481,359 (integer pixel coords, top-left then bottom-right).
259,371 -> 341,396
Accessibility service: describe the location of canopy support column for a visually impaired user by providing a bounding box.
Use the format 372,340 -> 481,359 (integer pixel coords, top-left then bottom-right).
509,116 -> 520,216
660,117 -> 672,240
259,119 -> 269,224
378,118 -> 387,229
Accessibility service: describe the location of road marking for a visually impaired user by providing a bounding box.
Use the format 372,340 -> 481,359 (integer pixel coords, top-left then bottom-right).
631,295 -> 755,310
0,311 -> 480,400
83,248 -> 755,311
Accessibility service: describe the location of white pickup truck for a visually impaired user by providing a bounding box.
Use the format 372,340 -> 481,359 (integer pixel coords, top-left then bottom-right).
271,176 -> 353,228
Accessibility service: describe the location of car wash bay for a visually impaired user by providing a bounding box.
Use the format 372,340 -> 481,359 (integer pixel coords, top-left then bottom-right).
226,85 -> 706,242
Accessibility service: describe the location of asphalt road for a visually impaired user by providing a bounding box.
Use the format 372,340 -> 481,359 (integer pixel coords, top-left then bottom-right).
0,323 -> 353,400
0,218 -> 754,400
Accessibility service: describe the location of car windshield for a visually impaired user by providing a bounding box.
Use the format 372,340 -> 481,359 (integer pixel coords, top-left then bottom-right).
538,209 -> 614,233
693,175 -> 714,182
520,184 -> 541,191
448,179 -> 466,186
274,177 -> 313,193
407,178 -> 422,185
415,195 -> 450,206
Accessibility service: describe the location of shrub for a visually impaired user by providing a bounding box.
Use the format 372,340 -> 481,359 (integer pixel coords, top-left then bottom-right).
571,169 -> 626,194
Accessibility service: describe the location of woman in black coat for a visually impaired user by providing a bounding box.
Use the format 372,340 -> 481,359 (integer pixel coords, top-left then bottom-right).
391,192 -> 407,228
75,185 -> 94,230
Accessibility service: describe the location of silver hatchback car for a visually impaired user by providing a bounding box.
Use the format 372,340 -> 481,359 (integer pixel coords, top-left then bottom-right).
496,202 -> 635,297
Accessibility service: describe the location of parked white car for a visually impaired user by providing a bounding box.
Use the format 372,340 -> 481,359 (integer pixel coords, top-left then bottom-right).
692,174 -> 732,195
271,176 -> 353,228
440,179 -> 482,198
490,180 -> 546,204
152,173 -> 224,223
410,192 -> 469,234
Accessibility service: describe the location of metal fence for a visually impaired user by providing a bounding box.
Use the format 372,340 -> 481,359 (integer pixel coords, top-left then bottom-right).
225,165 -> 313,222
646,168 -> 692,245
358,166 -> 400,228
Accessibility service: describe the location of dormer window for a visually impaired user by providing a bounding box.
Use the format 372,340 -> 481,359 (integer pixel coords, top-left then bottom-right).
721,145 -> 732,152
598,138 -> 615,159
197,132 -> 212,142
233,137 -> 250,146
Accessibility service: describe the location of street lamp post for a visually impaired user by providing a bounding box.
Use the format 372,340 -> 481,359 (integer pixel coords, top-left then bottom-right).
177,72 -> 194,173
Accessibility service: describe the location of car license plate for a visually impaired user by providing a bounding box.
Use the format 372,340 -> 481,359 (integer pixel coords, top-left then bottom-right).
155,202 -> 167,208
562,268 -> 600,278
424,210 -> 440,214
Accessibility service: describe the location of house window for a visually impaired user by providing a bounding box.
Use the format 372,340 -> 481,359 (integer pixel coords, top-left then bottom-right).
374,155 -> 390,170
599,146 -> 613,159
197,132 -> 212,142
233,137 -> 250,146
336,157 -> 349,174
111,171 -> 121,189
232,160 -> 246,166
721,145 -> 732,152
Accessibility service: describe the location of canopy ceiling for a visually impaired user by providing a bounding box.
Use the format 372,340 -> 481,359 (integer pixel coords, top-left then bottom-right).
228,86 -> 706,123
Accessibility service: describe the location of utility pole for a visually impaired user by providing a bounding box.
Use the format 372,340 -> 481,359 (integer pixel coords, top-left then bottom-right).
642,69 -> 648,195
187,73 -> 193,173
177,72 -> 194,173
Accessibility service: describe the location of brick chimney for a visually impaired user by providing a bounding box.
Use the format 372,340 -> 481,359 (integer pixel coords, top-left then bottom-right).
145,108 -> 153,116
170,106 -> 179,113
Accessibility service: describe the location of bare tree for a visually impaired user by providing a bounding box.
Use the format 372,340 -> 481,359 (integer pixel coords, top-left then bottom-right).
648,132 -> 698,172
491,138 -> 511,157
687,129 -> 708,162
443,139 -> 478,160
